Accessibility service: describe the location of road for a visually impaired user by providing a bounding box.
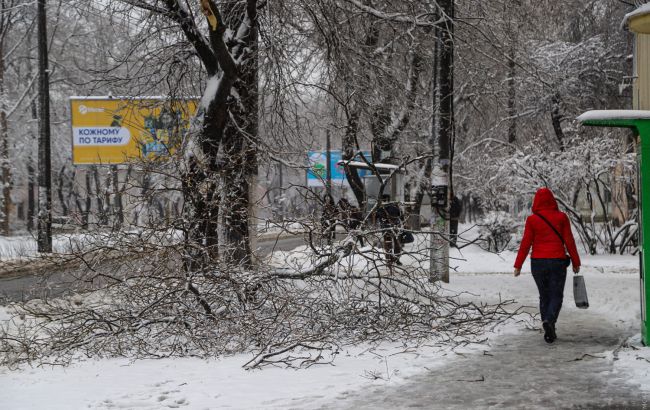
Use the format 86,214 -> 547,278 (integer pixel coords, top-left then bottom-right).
0,235 -> 306,303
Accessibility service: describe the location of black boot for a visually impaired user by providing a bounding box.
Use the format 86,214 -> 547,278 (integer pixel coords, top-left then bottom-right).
550,322 -> 557,342
542,321 -> 554,344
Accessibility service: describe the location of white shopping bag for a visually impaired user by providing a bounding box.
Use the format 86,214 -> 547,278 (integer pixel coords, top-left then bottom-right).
573,274 -> 589,309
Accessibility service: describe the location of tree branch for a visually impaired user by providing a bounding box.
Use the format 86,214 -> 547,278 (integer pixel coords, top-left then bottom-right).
161,0 -> 220,75
343,0 -> 441,27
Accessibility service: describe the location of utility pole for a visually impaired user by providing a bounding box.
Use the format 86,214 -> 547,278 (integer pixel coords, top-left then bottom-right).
325,130 -> 333,244
326,130 -> 332,200
37,0 -> 52,252
430,0 -> 454,283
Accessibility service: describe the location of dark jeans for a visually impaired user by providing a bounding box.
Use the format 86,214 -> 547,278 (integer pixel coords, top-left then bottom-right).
531,258 -> 568,324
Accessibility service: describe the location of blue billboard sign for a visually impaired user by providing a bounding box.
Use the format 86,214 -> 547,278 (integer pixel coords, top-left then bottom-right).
307,150 -> 369,187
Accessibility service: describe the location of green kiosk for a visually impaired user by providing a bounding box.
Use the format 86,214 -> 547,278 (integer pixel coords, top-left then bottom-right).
578,110 -> 650,345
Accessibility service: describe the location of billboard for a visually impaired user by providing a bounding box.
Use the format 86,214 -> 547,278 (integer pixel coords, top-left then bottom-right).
70,97 -> 198,165
307,150 -> 369,187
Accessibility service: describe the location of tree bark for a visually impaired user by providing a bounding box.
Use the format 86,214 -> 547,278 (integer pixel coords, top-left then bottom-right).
124,0 -> 260,266
412,157 -> 432,219
0,24 -> 9,235
27,161 -> 35,231
57,165 -> 69,217
112,165 -> 124,230
342,110 -> 365,208
73,170 -> 92,230
92,166 -> 107,226
550,92 -> 565,150
506,2 -> 518,146
507,47 -> 517,145
341,10 -> 379,209
0,79 -> 9,236
438,3 -> 454,174
373,51 -> 424,164
221,0 -> 259,267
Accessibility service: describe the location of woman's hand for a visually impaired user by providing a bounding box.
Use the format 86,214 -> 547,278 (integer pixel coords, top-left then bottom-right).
514,268 -> 521,277
573,265 -> 580,274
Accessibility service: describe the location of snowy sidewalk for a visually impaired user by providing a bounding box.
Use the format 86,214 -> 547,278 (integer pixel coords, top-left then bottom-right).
323,303 -> 642,409
320,263 -> 648,409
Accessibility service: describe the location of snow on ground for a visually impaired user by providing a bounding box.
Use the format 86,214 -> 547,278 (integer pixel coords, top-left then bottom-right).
0,339 -> 491,410
0,226 -> 296,262
0,300 -> 520,409
0,223 -> 650,410
615,333 -> 650,393
1,227 -> 648,409
336,273 -> 645,409
0,232 -> 125,261
0,233 -> 76,260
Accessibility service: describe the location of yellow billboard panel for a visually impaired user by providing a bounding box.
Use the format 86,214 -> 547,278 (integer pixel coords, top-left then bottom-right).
70,97 -> 198,165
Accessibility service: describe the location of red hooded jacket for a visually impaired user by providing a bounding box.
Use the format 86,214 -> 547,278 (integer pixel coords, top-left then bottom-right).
514,188 -> 581,269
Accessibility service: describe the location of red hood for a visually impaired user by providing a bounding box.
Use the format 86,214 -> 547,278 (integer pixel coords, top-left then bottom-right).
532,188 -> 559,212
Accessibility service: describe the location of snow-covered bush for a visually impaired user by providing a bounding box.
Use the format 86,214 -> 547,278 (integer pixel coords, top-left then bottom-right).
478,211 -> 517,253
459,133 -> 637,255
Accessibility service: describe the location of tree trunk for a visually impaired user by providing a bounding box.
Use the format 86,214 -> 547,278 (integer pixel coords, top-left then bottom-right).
83,171 -> 92,229
340,11 -> 381,210
121,1 -> 260,267
57,165 -> 69,216
112,165 -> 124,230
507,46 -> 517,145
221,128 -> 253,265
92,166 -> 107,226
373,52 -> 423,165
505,2 -> 518,146
0,32 -> 9,235
342,110 -> 366,209
438,6 -> 454,175
219,0 -> 259,267
412,157 -> 432,219
551,92 -> 565,150
27,161 -> 35,231
0,94 -> 9,236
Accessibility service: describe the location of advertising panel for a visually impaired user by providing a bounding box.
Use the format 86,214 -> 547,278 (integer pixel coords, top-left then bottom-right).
70,97 -> 197,165
307,150 -> 369,187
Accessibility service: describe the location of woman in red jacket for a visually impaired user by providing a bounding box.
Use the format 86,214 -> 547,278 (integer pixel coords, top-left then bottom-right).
514,188 -> 581,343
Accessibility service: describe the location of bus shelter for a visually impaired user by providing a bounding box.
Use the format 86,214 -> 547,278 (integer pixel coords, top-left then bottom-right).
578,110 -> 650,345
337,160 -> 404,214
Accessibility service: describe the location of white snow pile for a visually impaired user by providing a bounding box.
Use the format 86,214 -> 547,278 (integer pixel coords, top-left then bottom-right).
0,233 -> 90,260
615,334 -> 650,391
0,229 -> 185,261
